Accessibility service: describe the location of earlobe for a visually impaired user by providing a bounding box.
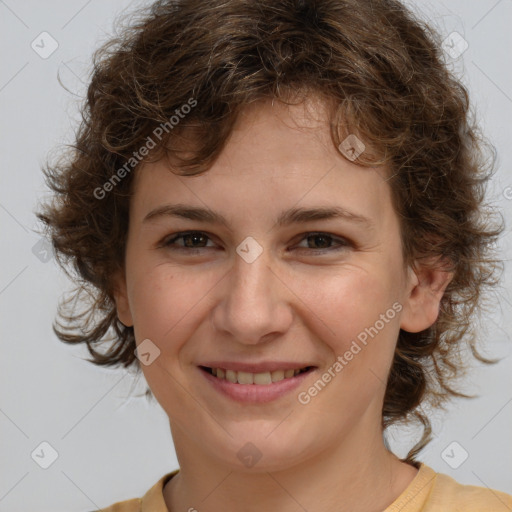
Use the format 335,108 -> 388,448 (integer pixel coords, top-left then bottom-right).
399,260 -> 454,333
112,271 -> 134,327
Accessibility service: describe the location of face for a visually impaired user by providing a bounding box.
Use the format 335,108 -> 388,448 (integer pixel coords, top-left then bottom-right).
114,96 -> 449,472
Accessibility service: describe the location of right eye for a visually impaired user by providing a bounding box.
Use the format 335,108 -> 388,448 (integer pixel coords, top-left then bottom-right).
161,231 -> 217,253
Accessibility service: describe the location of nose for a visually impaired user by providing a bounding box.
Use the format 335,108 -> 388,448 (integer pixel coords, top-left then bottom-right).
210,246 -> 293,346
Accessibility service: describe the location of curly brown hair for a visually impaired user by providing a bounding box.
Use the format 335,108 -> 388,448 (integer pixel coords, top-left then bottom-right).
38,0 -> 503,462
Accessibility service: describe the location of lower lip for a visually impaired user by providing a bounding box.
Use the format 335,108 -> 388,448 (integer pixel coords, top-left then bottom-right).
198,367 -> 316,403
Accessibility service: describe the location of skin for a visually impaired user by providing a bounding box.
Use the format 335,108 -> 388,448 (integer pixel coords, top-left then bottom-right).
114,96 -> 453,512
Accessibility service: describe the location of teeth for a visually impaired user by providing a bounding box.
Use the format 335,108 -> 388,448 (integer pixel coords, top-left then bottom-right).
226,370 -> 237,383
271,370 -> 284,382
254,372 -> 272,385
237,371 -> 254,385
208,367 -> 309,384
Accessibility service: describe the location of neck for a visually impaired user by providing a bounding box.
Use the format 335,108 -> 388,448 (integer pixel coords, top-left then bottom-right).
163,421 -> 418,512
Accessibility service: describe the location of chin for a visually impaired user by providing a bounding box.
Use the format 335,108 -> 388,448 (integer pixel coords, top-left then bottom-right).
211,429 -> 315,473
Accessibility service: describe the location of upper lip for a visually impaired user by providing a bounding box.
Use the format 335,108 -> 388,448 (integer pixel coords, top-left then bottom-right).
198,362 -> 316,373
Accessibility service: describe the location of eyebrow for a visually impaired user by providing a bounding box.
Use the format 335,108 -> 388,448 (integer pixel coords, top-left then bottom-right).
143,203 -> 374,230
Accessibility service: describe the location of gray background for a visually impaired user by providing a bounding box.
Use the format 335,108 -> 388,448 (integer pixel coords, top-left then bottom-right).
1,0 -> 511,510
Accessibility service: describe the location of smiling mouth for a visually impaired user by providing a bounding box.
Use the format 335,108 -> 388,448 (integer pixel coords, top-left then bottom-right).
199,365 -> 315,385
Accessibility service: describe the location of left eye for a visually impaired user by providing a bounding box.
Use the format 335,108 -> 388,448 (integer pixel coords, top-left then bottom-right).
294,232 -> 349,252
160,231 -> 349,253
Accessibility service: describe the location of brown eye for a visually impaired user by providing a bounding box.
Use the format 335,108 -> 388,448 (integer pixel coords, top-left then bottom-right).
294,232 -> 350,253
306,234 -> 332,249
180,233 -> 209,248
162,231 -> 215,251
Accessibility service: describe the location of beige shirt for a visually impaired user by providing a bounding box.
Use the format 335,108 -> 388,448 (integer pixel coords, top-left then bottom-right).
99,463 -> 512,511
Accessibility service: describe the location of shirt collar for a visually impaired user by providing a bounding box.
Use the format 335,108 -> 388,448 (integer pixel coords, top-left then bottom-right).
141,469 -> 179,511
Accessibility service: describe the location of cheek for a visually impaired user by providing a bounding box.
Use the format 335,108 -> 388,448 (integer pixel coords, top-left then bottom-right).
292,269 -> 401,421
128,265 -> 208,344
320,273 -> 400,390
304,268 -> 398,347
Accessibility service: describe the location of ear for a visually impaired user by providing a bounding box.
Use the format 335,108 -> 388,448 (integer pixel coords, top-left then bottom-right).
112,270 -> 134,327
400,258 -> 454,333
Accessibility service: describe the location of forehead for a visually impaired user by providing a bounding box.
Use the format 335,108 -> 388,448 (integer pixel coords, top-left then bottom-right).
131,97 -> 394,230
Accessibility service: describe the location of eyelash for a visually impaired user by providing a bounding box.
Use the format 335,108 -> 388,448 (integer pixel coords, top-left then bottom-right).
160,230 -> 351,255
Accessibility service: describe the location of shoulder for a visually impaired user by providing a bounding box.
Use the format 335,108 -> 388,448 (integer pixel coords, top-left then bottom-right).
96,498 -> 141,512
386,463 -> 512,512
94,469 -> 179,512
426,465 -> 512,511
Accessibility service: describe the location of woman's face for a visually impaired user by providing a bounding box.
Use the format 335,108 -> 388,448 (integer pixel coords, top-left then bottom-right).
114,97 -> 444,472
